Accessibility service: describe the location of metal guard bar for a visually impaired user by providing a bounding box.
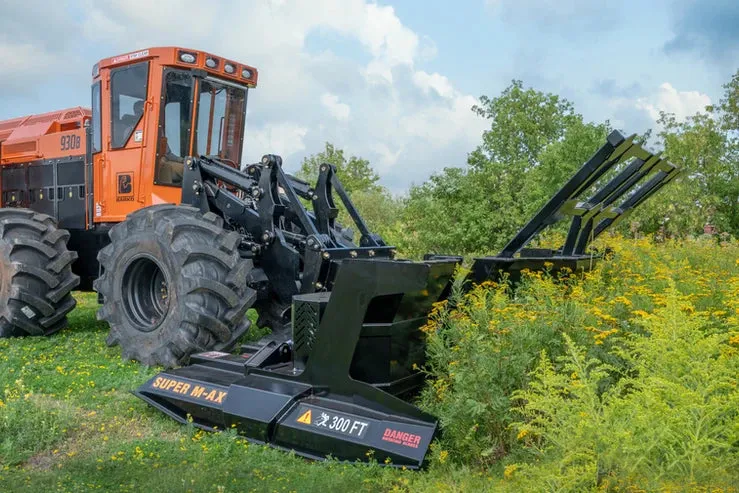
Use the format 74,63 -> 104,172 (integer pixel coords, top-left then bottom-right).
499,130 -> 680,258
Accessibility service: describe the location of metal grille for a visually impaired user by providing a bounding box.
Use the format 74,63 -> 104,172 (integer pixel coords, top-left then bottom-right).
63,110 -> 82,120
292,293 -> 330,363
24,113 -> 62,125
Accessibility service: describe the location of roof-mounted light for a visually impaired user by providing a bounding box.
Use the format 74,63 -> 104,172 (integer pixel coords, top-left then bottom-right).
205,57 -> 219,69
224,63 -> 235,74
179,52 -> 196,64
241,68 -> 253,79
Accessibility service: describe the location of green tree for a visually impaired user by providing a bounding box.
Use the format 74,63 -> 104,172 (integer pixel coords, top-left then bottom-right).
719,70 -> 739,132
401,81 -> 610,257
297,142 -> 403,245
633,70 -> 739,237
470,80 -> 582,169
298,142 -> 381,195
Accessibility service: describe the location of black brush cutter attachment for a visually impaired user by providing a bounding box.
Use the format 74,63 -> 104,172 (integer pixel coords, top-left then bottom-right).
136,130 -> 678,467
136,259 -> 457,468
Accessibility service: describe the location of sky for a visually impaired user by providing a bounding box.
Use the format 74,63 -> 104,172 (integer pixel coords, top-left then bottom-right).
1,0 -> 737,192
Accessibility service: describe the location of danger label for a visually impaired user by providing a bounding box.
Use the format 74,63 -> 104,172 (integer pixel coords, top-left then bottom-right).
297,409 -> 312,424
294,406 -> 369,439
381,428 -> 422,449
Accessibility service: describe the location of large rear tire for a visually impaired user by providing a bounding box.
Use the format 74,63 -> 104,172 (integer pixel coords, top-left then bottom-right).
0,209 -> 79,337
94,205 -> 256,367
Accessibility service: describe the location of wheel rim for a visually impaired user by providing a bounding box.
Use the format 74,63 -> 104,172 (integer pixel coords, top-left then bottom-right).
122,256 -> 170,332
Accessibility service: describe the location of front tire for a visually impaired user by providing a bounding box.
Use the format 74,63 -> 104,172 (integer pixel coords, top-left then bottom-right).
0,209 -> 79,337
94,205 -> 256,367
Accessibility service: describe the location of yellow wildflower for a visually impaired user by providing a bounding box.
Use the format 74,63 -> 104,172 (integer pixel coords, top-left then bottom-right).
503,464 -> 518,479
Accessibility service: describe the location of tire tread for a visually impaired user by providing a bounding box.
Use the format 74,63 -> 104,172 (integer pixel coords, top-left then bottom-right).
0,209 -> 79,337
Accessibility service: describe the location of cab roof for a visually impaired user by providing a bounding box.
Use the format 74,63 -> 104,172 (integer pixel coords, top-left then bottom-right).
95,47 -> 258,88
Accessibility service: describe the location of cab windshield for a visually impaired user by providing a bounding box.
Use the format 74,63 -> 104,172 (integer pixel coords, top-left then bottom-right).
196,77 -> 247,164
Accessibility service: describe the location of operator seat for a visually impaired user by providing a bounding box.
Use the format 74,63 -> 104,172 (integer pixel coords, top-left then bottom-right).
118,100 -> 145,144
157,143 -> 185,185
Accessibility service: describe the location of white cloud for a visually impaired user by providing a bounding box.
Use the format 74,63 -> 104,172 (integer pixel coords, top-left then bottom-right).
373,143 -> 403,168
634,82 -> 712,122
0,43 -> 56,80
81,0 -> 218,44
412,71 -> 456,99
399,94 -> 484,149
606,82 -> 713,134
245,122 -> 308,160
320,93 -> 351,121
2,0 -> 487,190
359,3 -> 419,67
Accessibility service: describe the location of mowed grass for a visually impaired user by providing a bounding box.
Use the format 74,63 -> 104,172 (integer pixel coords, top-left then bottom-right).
0,295 -> 490,493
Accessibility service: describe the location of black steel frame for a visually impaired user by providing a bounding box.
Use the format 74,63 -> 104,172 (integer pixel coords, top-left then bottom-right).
180,154 -> 394,306
138,130 -> 680,468
449,130 -> 680,283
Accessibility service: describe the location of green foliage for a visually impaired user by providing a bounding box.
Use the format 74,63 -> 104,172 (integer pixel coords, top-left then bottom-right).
400,81 -> 609,256
419,276 -> 593,465
470,80 -> 581,168
349,187 -> 405,245
634,69 -> 739,238
420,237 -> 739,491
296,142 -> 407,246
632,110 -> 738,236
720,69 -> 739,132
509,291 -> 738,490
298,142 -> 381,195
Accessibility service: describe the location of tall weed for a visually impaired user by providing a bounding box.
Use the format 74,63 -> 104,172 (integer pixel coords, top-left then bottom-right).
420,236 -> 738,490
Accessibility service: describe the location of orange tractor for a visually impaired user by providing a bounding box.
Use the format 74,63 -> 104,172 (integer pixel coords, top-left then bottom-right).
0,46 -> 680,467
2,46 -> 423,369
0,47 -> 286,366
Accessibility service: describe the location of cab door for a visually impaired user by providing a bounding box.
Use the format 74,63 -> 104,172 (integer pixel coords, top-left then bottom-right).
150,69 -> 196,204
93,61 -> 152,223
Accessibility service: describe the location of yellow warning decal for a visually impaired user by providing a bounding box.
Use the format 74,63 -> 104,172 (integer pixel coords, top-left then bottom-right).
297,409 -> 312,424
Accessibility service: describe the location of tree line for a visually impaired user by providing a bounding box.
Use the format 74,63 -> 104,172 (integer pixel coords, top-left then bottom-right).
299,71 -> 739,257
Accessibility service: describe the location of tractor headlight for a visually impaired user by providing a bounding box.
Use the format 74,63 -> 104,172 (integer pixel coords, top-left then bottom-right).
224,63 -> 235,74
241,68 -> 252,79
205,57 -> 218,68
179,52 -> 196,64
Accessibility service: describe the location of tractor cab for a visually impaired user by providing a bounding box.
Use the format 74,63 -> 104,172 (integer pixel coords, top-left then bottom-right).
90,47 -> 257,223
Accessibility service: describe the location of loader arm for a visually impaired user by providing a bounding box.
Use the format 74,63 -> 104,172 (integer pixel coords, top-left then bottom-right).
179,154 -> 395,306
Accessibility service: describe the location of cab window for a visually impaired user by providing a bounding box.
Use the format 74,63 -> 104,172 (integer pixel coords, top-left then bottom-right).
195,78 -> 246,164
91,81 -> 102,153
110,62 -> 149,149
155,70 -> 193,186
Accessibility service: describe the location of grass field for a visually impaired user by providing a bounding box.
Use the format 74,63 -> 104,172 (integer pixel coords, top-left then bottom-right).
0,237 -> 737,492
0,294 -> 492,492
